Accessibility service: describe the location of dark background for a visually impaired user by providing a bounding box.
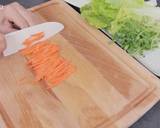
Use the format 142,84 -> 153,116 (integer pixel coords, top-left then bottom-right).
1,0 -> 160,128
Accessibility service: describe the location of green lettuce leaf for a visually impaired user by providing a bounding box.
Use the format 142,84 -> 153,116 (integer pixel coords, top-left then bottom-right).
81,0 -> 160,55
110,9 -> 160,55
80,0 -> 144,29
81,0 -> 118,28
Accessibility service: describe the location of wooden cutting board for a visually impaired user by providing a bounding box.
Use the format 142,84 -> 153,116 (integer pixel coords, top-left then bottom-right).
0,0 -> 160,128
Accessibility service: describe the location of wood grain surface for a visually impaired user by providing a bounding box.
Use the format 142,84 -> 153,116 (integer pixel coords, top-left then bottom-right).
0,0 -> 160,128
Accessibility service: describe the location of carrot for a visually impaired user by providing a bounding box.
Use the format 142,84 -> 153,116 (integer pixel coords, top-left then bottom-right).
20,32 -> 75,88
23,32 -> 44,46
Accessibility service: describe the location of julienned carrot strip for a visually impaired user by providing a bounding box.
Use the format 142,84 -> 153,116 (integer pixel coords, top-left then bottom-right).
48,61 -> 68,78
23,41 -> 32,47
23,32 -> 44,46
31,32 -> 44,38
20,32 -> 75,88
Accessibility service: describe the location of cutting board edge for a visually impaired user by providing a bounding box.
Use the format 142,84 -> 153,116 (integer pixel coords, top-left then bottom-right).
31,1 -> 160,127
29,0 -> 62,11
98,92 -> 159,128
28,1 -> 160,128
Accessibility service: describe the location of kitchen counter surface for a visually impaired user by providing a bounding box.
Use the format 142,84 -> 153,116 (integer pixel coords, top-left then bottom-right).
1,0 -> 160,128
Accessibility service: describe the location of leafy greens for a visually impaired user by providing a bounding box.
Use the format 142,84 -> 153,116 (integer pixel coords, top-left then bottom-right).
81,0 -> 160,56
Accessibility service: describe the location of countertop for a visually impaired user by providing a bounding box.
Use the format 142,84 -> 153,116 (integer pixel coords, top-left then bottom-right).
1,0 -> 160,128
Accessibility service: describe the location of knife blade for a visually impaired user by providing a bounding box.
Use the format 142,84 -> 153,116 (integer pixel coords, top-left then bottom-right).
4,22 -> 64,56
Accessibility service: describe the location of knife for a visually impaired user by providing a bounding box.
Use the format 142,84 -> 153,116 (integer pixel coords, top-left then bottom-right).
64,0 -> 90,8
4,22 -> 64,56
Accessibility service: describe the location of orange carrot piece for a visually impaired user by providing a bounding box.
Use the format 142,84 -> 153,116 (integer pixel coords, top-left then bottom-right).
24,32 -> 44,45
20,32 -> 75,88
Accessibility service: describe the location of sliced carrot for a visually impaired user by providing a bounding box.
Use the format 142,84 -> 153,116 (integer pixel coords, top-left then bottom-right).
23,41 -> 32,47
23,32 -> 44,46
20,32 -> 75,88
